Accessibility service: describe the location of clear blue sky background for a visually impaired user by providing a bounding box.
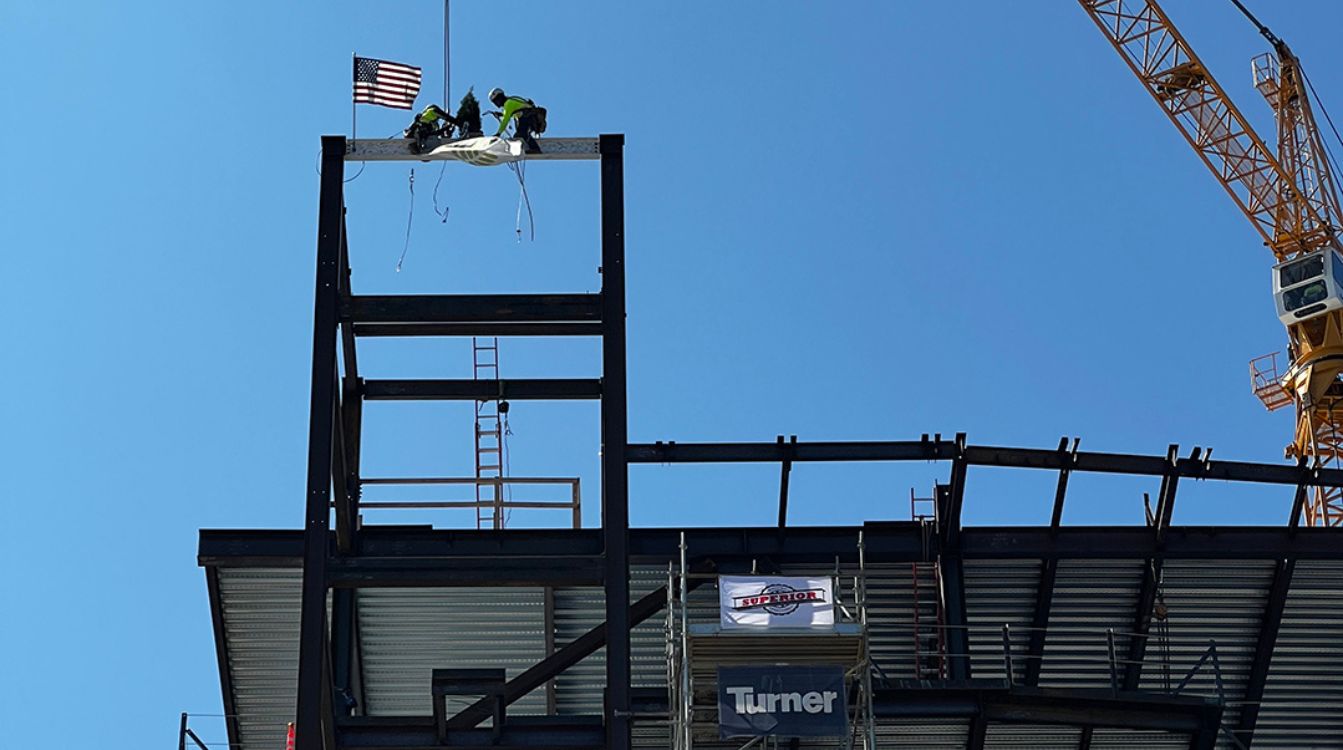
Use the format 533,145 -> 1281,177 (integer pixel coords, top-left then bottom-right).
3,1 -> 1343,747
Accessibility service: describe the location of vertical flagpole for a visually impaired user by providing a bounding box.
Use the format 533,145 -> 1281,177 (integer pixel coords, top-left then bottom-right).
451,1 -> 456,106
350,53 -> 357,152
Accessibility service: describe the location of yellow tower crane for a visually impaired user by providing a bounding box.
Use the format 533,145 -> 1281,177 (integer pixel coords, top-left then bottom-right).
1078,0 -> 1343,526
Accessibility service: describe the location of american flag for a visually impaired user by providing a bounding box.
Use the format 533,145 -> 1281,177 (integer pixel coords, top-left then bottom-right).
353,56 -> 422,109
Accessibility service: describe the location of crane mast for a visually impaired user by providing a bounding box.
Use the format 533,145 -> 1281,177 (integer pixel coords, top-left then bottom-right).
1078,0 -> 1343,525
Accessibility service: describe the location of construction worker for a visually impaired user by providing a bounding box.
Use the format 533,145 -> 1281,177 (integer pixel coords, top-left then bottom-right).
488,88 -> 546,153
405,104 -> 457,154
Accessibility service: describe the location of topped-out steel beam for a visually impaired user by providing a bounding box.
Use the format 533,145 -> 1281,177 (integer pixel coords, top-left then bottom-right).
344,137 -> 600,162
626,440 -> 1343,486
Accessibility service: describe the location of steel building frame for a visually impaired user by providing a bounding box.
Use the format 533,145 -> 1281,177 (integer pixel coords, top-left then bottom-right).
293,135 -> 630,750
240,134 -> 1343,750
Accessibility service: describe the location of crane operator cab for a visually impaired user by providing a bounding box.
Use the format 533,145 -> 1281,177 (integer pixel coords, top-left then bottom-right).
1273,249 -> 1343,325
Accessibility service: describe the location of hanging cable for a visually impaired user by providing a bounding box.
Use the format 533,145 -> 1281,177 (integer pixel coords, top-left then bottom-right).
1227,0 -> 1281,48
313,148 -> 366,183
1300,68 -> 1343,206
432,162 -> 451,223
396,169 -> 415,272
507,157 -> 535,241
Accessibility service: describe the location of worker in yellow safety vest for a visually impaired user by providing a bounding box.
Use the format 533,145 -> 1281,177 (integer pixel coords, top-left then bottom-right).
488,88 -> 546,153
405,104 -> 457,154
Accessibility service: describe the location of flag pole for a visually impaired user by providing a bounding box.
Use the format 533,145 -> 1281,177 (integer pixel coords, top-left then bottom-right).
451,0 -> 456,107
351,52 -> 357,152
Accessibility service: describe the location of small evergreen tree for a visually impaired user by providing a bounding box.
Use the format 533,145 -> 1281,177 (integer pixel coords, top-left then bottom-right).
455,88 -> 483,138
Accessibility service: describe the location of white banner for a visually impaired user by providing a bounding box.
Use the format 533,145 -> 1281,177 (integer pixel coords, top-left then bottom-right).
426,136 -> 524,166
719,576 -> 835,629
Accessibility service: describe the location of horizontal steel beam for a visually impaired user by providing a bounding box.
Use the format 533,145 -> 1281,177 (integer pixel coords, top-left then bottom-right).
336,715 -> 603,749
353,322 -> 602,337
626,440 -> 1343,486
326,556 -> 603,588
362,379 -> 601,401
874,682 -> 1222,736
343,294 -> 601,326
200,525 -> 1343,568
345,137 -> 600,162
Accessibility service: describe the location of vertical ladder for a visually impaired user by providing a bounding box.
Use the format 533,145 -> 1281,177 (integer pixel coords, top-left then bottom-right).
473,337 -> 504,530
910,489 -> 947,680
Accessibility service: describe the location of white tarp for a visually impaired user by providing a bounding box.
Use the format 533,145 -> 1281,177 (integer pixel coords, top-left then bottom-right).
719,576 -> 835,629
426,136 -> 524,167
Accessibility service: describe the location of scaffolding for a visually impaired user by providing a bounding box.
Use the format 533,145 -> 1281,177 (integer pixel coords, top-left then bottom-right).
667,533 -> 877,750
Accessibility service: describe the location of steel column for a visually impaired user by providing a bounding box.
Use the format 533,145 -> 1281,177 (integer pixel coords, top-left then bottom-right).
295,135 -> 345,750
598,133 -> 631,750
1123,446 -> 1183,691
1024,438 -> 1077,686
940,436 -> 972,681
1234,558 -> 1295,748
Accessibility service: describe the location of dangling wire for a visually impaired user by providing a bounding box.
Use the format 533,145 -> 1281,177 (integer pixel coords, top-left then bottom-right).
313,147 -> 367,183
431,162 -> 451,223
506,157 -> 535,241
396,169 -> 415,272
502,407 -> 514,526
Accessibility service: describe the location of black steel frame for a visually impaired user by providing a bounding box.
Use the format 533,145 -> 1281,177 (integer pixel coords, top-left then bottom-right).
220,134 -> 1343,750
289,135 -> 631,750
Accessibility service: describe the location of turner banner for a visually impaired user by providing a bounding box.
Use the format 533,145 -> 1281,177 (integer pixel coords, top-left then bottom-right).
718,665 -> 848,738
719,576 -> 835,629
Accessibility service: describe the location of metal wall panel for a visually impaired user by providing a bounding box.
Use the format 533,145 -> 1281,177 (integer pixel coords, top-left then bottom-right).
217,567 -> 304,750
1252,561 -> 1343,750
965,559 -> 1041,680
1136,560 -> 1273,749
356,587 -> 548,716
1089,729 -> 1188,749
984,724 -> 1082,749
862,563 -> 920,680
1038,559 -> 1144,690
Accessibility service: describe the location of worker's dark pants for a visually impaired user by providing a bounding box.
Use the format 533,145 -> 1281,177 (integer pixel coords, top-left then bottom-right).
515,111 -> 542,151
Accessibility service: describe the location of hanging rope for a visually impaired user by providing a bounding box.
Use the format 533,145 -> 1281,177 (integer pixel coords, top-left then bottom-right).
432,162 -> 451,223
396,169 -> 415,272
507,157 -> 535,241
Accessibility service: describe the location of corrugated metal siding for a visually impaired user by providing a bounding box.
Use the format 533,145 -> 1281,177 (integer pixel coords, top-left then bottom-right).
357,587 -> 548,716
217,567 -> 303,750
1038,559 -> 1144,689
1136,560 -> 1273,749
877,719 -> 969,748
864,563 -> 920,679
965,559 -> 1040,680
552,565 -> 687,715
984,724 -> 1081,749
1089,729 -> 1188,749
1251,561 -> 1343,750
209,554 -> 1330,749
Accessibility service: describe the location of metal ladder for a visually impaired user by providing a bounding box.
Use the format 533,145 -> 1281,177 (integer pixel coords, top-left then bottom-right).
473,337 -> 504,529
910,489 -> 947,680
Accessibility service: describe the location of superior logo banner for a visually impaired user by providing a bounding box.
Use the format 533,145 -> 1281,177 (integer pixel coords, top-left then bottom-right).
718,665 -> 848,738
719,576 -> 835,629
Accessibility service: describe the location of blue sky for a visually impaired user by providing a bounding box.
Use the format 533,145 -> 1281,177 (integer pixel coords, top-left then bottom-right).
4,1 -> 1343,747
